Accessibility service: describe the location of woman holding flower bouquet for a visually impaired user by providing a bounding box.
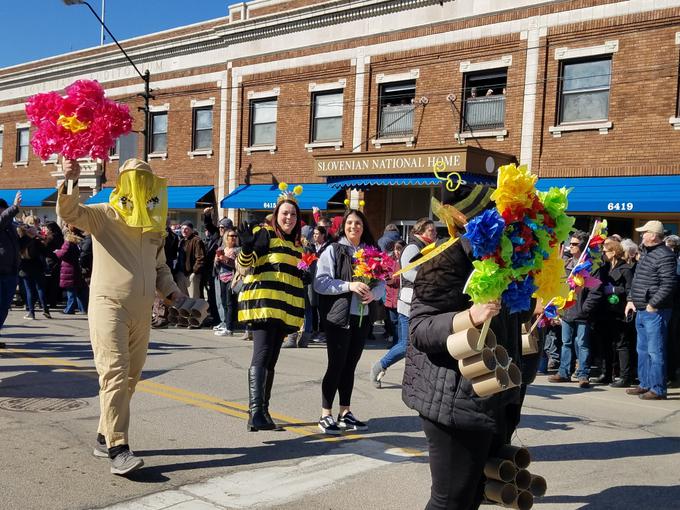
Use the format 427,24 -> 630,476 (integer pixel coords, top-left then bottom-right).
314,209 -> 388,434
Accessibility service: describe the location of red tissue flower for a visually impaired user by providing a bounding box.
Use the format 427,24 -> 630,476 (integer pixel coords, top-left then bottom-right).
25,80 -> 133,161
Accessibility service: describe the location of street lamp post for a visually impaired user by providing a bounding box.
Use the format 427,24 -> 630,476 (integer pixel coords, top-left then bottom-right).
63,0 -> 152,160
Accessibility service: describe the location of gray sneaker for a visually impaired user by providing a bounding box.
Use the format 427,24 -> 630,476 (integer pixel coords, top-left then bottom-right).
282,333 -> 297,348
93,441 -> 108,458
110,449 -> 144,475
370,361 -> 385,389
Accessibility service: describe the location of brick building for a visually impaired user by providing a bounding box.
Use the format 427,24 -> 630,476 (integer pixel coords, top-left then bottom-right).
2,0 -> 680,238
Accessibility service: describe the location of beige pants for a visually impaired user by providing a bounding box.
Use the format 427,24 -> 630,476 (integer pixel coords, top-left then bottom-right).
90,295 -> 153,448
175,272 -> 201,299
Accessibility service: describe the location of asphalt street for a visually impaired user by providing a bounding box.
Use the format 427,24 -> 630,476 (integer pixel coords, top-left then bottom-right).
0,310 -> 679,510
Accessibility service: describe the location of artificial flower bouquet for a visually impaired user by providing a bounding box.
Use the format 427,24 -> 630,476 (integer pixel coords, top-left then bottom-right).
463,163 -> 574,315
26,79 -> 133,161
352,246 -> 395,325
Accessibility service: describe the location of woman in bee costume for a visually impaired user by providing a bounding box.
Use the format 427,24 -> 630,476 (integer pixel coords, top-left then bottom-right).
237,184 -> 305,431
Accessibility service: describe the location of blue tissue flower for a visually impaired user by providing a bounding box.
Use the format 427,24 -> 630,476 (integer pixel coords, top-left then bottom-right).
464,209 -> 506,259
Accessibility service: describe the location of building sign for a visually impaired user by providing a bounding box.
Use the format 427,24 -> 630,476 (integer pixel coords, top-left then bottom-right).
313,148 -> 514,178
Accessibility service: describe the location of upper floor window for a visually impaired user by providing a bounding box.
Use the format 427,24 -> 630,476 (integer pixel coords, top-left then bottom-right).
378,81 -> 415,138
110,137 -> 120,158
192,106 -> 213,151
16,127 -> 29,162
559,58 -> 611,124
462,70 -> 507,131
150,112 -> 168,154
250,99 -> 277,146
312,91 -> 343,142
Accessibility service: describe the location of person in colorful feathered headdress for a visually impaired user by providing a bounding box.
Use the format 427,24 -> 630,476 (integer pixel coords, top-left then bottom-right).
57,159 -> 185,476
236,182 -> 306,432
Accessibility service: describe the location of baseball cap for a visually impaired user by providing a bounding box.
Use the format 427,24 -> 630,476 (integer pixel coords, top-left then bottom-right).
181,220 -> 194,229
635,220 -> 664,235
218,218 -> 233,229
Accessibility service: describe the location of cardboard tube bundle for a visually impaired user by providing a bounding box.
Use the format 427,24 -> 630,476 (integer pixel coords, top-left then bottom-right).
447,322 -> 521,397
485,446 -> 546,509
167,297 -> 209,327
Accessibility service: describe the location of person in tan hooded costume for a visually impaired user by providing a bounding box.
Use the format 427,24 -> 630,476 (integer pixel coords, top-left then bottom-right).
58,158 -> 183,475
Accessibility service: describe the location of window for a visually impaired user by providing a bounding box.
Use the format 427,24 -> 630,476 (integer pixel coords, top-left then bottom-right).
16,127 -> 29,162
0,130 -> 3,163
378,81 -> 415,138
191,106 -> 213,151
559,58 -> 611,124
250,99 -> 277,146
462,70 -> 507,131
312,92 -> 343,142
109,137 -> 120,158
150,112 -> 168,154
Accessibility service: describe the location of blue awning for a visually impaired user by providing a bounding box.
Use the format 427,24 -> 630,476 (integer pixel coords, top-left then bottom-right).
536,176 -> 680,213
0,188 -> 57,207
327,173 -> 496,188
221,184 -> 343,210
86,186 -> 214,209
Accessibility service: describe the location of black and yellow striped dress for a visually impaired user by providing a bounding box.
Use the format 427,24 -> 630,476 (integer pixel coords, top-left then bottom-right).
237,226 -> 305,333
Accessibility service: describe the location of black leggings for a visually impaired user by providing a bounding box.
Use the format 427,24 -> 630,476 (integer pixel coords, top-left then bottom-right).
421,416 -> 495,510
321,315 -> 369,409
250,322 -> 287,370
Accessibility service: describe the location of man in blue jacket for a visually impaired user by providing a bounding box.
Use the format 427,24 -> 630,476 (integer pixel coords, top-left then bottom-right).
0,192 -> 21,348
625,220 -> 677,400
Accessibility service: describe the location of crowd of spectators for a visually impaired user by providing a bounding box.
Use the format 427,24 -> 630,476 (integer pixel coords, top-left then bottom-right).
2,192 -> 679,399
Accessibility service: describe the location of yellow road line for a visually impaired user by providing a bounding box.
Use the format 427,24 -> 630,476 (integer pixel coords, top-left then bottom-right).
1,348 -> 359,443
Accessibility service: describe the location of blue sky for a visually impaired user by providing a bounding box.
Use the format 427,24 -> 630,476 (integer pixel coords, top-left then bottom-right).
0,1 -> 233,69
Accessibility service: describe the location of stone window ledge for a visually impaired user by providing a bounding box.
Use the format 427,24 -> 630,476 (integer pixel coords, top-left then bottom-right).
13,161 -> 28,168
549,121 -> 612,137
669,117 -> 680,130
188,149 -> 213,159
371,136 -> 415,148
148,152 -> 168,160
456,129 -> 507,143
245,145 -> 277,155
305,141 -> 342,152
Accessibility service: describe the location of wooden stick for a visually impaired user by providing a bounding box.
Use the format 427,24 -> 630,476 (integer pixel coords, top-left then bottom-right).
67,179 -> 74,195
477,318 -> 491,350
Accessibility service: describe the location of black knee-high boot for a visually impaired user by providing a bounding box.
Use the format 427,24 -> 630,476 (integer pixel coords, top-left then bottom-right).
248,366 -> 275,431
263,369 -> 283,431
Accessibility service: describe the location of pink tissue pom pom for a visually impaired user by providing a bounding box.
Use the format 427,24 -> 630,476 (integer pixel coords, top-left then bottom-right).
25,79 -> 133,161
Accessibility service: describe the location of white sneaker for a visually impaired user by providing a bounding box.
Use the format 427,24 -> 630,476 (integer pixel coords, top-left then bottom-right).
213,324 -> 226,331
214,329 -> 230,336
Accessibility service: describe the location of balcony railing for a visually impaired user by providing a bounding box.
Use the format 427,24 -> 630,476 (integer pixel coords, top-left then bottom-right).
463,95 -> 505,131
379,104 -> 414,138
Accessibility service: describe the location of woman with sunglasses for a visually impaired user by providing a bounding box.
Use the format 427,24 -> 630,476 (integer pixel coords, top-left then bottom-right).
599,237 -> 635,387
214,228 -> 240,337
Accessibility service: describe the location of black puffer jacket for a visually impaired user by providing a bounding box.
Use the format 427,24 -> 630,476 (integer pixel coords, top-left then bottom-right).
599,261 -> 634,320
629,242 -> 677,310
402,237 -> 525,433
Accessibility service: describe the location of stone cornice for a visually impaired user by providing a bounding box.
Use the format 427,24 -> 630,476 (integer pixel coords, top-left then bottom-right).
218,0 -> 450,45
0,0 -> 450,91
